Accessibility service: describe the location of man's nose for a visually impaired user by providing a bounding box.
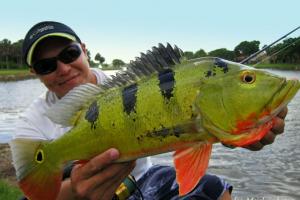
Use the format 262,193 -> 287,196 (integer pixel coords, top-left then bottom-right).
56,61 -> 71,75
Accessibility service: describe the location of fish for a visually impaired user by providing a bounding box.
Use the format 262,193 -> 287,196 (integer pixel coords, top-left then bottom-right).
10,43 -> 300,200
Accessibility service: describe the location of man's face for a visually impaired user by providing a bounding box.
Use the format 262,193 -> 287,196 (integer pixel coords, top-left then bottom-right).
32,38 -> 95,98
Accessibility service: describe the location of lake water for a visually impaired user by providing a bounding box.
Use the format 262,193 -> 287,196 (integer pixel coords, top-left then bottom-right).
0,69 -> 299,199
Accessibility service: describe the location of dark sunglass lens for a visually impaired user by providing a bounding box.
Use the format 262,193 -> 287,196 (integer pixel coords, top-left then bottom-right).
59,45 -> 81,64
33,58 -> 57,75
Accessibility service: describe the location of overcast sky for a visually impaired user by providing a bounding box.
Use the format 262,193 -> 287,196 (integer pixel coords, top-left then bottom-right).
1,0 -> 299,62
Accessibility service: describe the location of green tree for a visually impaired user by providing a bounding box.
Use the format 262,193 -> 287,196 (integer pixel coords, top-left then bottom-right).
11,39 -> 23,68
0,39 -> 12,69
208,48 -> 235,60
234,40 -> 260,58
95,53 -> 105,66
101,63 -> 110,70
194,49 -> 207,58
183,51 -> 194,59
112,59 -> 125,69
269,37 -> 300,63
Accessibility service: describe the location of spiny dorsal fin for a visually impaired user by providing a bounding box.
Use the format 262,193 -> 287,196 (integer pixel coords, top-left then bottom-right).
45,83 -> 103,126
102,43 -> 183,89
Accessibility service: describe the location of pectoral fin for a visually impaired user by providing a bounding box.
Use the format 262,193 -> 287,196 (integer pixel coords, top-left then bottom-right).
173,143 -> 212,196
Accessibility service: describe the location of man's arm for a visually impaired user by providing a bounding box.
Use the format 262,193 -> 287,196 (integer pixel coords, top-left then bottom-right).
57,148 -> 136,200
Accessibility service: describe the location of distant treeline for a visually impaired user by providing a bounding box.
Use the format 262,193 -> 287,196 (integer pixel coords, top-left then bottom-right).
0,37 -> 299,70
183,37 -> 300,64
0,39 -> 125,70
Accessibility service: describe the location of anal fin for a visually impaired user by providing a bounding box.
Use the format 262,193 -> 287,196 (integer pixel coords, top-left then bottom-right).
173,143 -> 212,196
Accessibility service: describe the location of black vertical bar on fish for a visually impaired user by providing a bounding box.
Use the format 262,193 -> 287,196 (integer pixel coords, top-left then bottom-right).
158,69 -> 175,100
240,26 -> 300,64
122,83 -> 138,115
85,101 -> 100,130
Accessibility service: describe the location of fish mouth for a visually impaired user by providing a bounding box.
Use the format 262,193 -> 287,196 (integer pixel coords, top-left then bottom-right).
218,78 -> 300,147
257,78 -> 300,126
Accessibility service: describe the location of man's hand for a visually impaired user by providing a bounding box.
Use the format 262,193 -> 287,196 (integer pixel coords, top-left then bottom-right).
245,107 -> 288,151
70,148 -> 136,200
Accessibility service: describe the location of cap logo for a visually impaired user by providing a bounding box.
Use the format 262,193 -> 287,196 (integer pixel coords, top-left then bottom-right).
29,25 -> 54,40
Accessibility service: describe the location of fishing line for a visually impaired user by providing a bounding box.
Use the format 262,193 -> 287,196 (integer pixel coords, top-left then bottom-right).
240,26 -> 300,64
253,37 -> 300,67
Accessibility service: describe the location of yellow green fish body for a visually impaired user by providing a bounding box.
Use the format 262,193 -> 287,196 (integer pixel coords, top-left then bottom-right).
10,44 -> 300,200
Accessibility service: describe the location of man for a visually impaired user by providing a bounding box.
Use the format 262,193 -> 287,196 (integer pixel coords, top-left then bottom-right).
14,21 -> 287,200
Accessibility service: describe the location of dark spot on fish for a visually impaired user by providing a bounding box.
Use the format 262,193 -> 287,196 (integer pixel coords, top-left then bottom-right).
145,125 -> 171,138
214,58 -> 228,73
173,126 -> 183,137
85,101 -> 99,130
132,118 -> 136,122
156,127 -> 170,137
146,130 -> 152,137
158,69 -> 175,100
205,69 -> 217,77
205,70 -> 212,77
112,122 -> 115,127
122,83 -> 138,115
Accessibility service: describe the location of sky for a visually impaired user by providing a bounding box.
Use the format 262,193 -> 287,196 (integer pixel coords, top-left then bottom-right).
0,0 -> 299,63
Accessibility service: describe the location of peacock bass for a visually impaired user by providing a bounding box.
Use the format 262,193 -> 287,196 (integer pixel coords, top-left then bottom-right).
10,43 -> 300,200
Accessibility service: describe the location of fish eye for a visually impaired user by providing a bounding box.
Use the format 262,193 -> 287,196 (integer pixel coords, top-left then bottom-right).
35,149 -> 44,164
241,71 -> 256,84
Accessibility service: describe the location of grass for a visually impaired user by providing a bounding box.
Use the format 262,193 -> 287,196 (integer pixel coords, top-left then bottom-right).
0,69 -> 35,81
0,69 -> 30,76
0,179 -> 23,200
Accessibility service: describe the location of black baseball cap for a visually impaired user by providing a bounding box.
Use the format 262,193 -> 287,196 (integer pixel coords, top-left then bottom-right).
22,21 -> 82,67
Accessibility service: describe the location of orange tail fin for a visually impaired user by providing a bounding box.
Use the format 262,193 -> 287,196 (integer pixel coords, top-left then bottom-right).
10,139 -> 63,200
173,143 -> 212,196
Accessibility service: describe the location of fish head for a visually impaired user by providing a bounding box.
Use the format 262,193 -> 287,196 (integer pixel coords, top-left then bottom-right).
196,58 -> 300,147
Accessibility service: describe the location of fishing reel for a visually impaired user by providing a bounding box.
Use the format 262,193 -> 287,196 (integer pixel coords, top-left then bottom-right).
112,175 -> 143,200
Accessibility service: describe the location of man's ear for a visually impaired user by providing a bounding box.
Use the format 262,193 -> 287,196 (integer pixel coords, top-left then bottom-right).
80,43 -> 87,55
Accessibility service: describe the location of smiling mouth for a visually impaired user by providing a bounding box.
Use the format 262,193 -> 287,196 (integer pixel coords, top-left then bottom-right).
58,74 -> 79,86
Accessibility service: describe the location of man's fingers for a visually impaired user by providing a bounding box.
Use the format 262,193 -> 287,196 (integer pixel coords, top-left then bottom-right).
90,161 -> 136,200
80,148 -> 120,178
99,162 -> 136,200
271,117 -> 285,135
277,107 -> 288,119
85,161 -> 135,193
245,142 -> 264,151
260,131 -> 276,145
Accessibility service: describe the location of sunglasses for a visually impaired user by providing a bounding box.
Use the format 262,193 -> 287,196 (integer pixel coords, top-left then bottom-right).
32,44 -> 82,75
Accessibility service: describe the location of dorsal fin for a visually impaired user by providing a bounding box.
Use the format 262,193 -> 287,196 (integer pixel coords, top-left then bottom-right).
102,43 -> 183,89
45,83 -> 103,126
45,43 -> 183,126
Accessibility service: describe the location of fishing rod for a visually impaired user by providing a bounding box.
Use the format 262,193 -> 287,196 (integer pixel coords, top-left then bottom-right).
240,26 -> 300,64
253,37 -> 300,67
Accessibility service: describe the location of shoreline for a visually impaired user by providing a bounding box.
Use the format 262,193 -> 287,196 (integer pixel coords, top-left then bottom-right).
0,143 -> 17,185
0,74 -> 36,82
